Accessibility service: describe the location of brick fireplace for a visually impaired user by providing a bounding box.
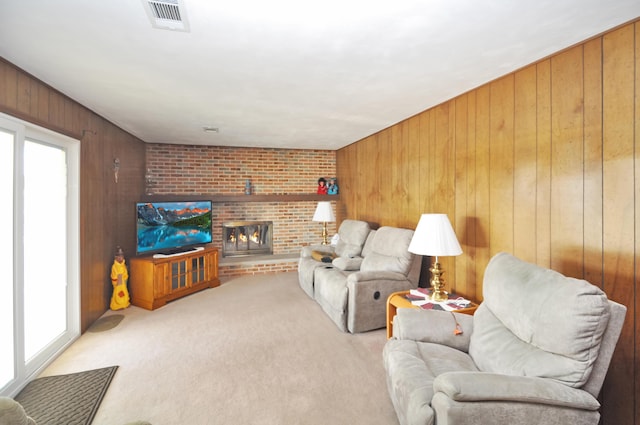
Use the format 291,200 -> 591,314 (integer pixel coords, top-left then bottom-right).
222,221 -> 273,257
145,144 -> 337,278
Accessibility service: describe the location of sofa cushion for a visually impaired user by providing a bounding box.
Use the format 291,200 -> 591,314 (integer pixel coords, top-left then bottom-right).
361,229 -> 376,257
334,220 -> 371,258
360,227 -> 414,274
469,252 -> 611,388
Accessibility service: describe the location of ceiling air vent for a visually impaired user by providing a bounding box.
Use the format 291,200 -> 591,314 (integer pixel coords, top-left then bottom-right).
142,0 -> 190,32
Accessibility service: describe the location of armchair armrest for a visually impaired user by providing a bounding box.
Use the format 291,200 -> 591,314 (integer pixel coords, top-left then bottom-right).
393,308 -> 473,353
434,371 -> 600,410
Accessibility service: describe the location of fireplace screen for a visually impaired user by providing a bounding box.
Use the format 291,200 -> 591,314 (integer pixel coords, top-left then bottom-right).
222,221 -> 273,257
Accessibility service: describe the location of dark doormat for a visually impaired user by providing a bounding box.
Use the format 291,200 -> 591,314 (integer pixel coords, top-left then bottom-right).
15,366 -> 118,425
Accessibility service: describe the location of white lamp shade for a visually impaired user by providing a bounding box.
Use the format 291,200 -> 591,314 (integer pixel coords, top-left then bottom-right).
408,213 -> 462,256
312,201 -> 336,222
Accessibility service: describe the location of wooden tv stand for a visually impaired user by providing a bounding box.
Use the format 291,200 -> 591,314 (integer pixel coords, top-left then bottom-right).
129,246 -> 220,310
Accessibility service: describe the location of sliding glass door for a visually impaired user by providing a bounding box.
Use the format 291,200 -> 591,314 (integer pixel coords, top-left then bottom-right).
23,140 -> 71,360
0,114 -> 80,396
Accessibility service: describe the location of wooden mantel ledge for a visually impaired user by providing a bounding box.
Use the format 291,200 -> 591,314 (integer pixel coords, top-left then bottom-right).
142,194 -> 340,203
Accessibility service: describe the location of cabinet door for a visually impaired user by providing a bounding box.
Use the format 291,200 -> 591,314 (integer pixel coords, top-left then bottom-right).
209,250 -> 219,280
191,255 -> 207,284
154,263 -> 169,297
170,259 -> 189,292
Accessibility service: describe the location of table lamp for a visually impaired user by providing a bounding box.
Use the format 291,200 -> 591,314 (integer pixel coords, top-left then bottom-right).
312,201 -> 335,245
408,213 -> 462,302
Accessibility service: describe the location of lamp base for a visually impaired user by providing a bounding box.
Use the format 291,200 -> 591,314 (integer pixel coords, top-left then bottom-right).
429,261 -> 449,302
321,222 -> 329,245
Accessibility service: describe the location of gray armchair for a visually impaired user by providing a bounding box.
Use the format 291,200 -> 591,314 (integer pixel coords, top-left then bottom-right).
313,226 -> 421,333
298,219 -> 371,298
383,252 -> 626,425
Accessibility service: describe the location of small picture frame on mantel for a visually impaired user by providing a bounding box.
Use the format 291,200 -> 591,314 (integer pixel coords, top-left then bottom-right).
327,178 -> 338,195
317,177 -> 328,194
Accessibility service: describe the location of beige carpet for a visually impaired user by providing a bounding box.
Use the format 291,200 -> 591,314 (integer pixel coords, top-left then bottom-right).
41,272 -> 399,425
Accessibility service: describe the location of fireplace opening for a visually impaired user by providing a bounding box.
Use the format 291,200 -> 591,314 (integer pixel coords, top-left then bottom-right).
222,221 -> 273,257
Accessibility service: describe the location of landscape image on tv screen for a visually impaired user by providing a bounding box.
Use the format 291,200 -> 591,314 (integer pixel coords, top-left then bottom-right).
136,201 -> 213,255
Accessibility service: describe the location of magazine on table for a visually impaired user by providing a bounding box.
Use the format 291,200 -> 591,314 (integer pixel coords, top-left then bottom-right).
406,288 -> 472,311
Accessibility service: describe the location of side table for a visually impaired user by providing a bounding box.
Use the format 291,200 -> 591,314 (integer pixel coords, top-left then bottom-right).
386,290 -> 479,339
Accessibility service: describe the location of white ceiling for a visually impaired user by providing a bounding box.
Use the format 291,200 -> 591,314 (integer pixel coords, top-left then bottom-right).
1,1 -> 639,150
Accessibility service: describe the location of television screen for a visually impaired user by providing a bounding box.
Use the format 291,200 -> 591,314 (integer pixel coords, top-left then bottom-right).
136,201 -> 213,255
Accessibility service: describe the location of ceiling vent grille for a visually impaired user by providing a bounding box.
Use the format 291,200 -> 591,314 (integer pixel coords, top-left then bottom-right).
142,0 -> 190,32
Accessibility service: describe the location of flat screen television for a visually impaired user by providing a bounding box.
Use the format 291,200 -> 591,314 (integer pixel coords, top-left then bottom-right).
136,200 -> 213,255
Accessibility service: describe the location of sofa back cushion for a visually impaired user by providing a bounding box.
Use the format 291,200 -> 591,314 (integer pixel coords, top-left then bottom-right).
334,220 -> 371,258
469,252 -> 611,388
360,226 -> 414,275
360,230 -> 376,257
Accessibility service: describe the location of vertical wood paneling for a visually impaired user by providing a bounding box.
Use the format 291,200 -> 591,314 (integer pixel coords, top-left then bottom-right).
424,109 -> 441,213
550,46 -> 585,277
428,109 -> 438,213
390,122 -> 409,228
446,103 -> 456,220
2,63 -> 17,110
474,85 -> 491,301
406,115 -> 421,224
583,38 -> 604,286
513,65 -> 537,264
361,135 -> 372,220
337,20 -> 640,424
635,24 -> 640,425
357,135 -> 381,222
435,103 -> 457,283
381,129 -> 393,225
602,24 -> 636,425
336,143 -> 356,221
536,59 -> 552,268
454,94 -> 469,295
64,97 -> 74,131
417,110 -> 430,213
80,119 -> 105,324
464,91 -> 479,295
17,72 -> 30,114
0,64 -> 5,106
354,140 -> 366,220
488,75 -> 515,255
347,143 -> 358,219
37,84 -> 48,123
28,79 -> 39,117
434,104 -> 451,206
49,90 -> 64,129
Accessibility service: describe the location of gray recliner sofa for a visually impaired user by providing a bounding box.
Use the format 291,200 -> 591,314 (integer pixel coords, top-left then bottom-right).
311,226 -> 421,333
298,219 -> 371,299
383,252 -> 627,425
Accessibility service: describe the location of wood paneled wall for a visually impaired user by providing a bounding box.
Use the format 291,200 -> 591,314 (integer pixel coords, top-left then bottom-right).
0,58 -> 147,332
337,20 -> 639,425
